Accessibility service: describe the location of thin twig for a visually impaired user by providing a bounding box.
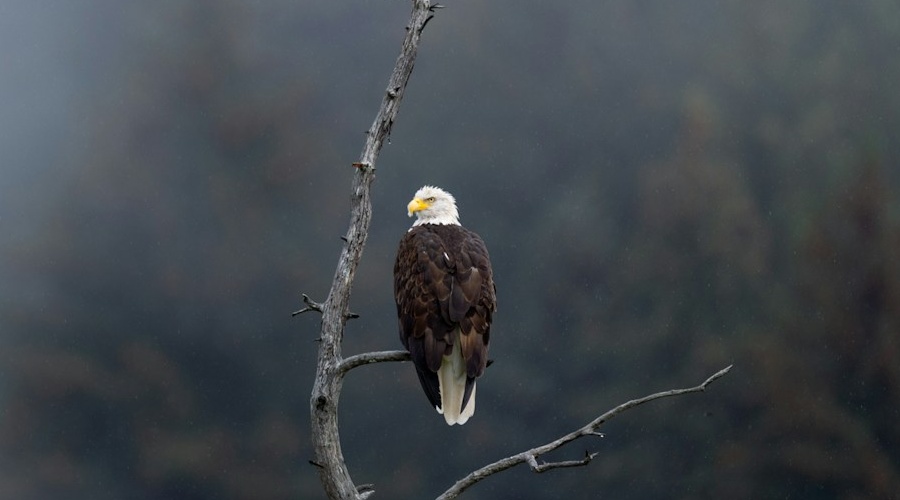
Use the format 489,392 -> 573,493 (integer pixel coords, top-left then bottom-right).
525,450 -> 599,473
294,294 -> 360,319
292,294 -> 324,316
435,365 -> 733,500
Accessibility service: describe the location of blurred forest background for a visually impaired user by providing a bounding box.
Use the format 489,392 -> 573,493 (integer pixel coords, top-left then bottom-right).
2,0 -> 899,499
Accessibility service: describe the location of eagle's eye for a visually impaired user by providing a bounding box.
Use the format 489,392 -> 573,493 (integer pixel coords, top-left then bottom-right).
425,197 -> 436,203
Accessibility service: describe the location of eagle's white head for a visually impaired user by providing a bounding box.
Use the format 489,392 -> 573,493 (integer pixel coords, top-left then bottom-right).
407,185 -> 460,227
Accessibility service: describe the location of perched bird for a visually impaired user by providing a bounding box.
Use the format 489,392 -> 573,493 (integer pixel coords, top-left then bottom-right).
394,186 -> 496,425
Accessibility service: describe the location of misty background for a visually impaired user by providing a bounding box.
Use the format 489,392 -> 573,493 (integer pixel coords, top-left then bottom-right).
2,0 -> 899,498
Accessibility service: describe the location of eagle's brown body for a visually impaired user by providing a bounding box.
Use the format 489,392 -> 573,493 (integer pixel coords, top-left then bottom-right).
394,221 -> 496,425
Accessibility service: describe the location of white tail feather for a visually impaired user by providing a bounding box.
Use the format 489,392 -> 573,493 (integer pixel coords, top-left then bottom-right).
437,340 -> 476,425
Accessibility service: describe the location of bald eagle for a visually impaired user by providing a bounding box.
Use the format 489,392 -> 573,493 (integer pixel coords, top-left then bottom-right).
394,186 -> 496,425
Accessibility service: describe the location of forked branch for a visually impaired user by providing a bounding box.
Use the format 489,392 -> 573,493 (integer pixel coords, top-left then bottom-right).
292,294 -> 324,316
435,365 -> 733,500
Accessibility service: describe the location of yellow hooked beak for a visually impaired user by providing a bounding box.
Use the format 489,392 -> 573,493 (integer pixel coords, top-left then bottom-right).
407,197 -> 431,217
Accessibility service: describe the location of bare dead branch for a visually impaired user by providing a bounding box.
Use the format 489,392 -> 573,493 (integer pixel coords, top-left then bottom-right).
292,293 -> 324,316
525,451 -> 599,473
307,1 -> 437,499
338,350 -> 411,375
435,365 -> 733,500
293,294 -> 360,319
356,484 -> 376,500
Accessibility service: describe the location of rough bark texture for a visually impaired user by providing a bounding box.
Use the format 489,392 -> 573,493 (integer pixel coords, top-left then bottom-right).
308,2 -> 436,499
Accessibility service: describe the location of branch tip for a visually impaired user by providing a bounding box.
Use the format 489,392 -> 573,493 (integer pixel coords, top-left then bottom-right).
700,364 -> 733,390
421,14 -> 435,30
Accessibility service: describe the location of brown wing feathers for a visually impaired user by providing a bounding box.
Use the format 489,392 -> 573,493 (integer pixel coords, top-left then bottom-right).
394,224 -> 495,412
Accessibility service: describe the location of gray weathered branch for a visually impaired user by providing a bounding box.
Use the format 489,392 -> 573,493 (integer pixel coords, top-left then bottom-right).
308,1 -> 437,499
338,350 -> 412,375
435,365 -> 733,500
